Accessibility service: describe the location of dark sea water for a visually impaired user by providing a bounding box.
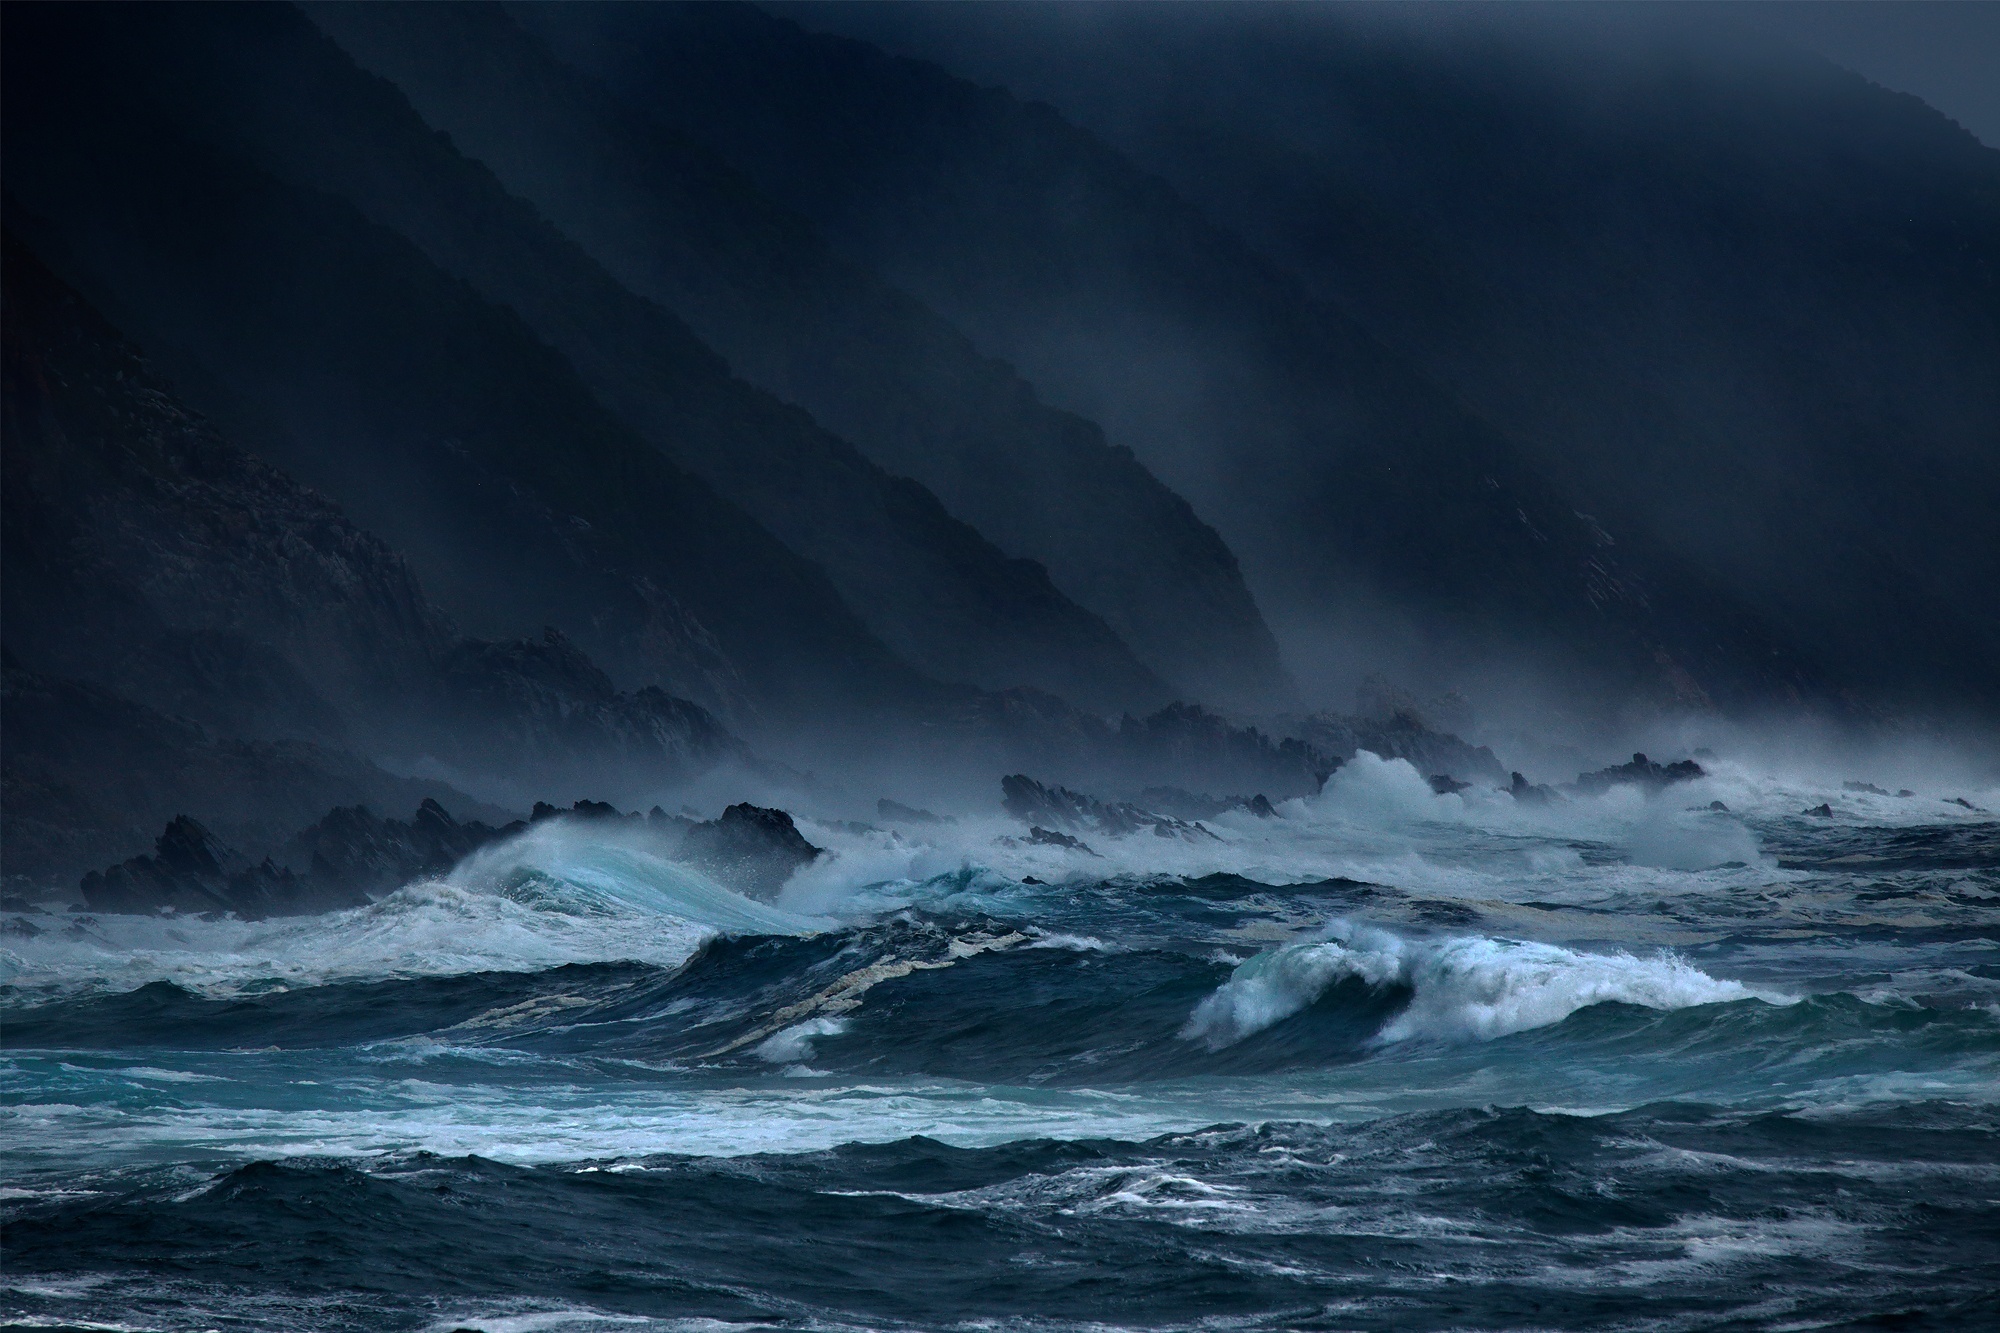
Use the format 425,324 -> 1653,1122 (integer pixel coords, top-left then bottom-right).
5,755 -> 1997,1331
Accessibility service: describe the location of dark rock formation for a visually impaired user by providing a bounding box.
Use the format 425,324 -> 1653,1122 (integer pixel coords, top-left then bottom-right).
1,658 -> 509,892
1843,782 -> 1892,796
1118,704 -> 1333,797
1947,797 -> 1989,813
1803,803 -> 1835,818
676,804 -> 823,899
1507,772 -> 1558,806
277,799 -> 518,903
1284,709 -> 1508,787
958,691 -> 1334,803
1025,827 -> 1097,855
1572,753 -> 1707,796
75,796 -> 526,917
80,816 -> 364,919
1427,775 -> 1472,796
1138,787 -> 1277,821
1001,775 -> 1213,841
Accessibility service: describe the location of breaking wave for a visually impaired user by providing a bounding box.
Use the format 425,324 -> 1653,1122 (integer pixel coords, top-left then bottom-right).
1183,921 -> 1779,1050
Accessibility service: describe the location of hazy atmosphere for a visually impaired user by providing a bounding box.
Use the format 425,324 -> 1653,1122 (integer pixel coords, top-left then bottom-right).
4,3 -> 1997,1330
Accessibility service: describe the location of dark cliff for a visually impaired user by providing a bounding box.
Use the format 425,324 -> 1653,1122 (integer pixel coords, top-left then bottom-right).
531,1 -> 1844,721
9,2 -> 1171,718
333,0 -> 1291,711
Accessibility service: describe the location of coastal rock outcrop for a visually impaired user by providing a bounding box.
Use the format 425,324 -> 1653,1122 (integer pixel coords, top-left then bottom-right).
80,816 -> 364,919
279,799 -> 518,903
1506,772 -> 1559,806
1572,753 -> 1706,796
1138,787 -> 1277,821
677,804 -> 824,899
1002,775 -> 1214,841
75,798 -> 526,918
1286,709 -> 1508,788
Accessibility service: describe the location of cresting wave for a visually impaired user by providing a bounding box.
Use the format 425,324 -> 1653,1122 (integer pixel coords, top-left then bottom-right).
5,786 -> 1996,1333
1182,921 -> 1780,1049
0,821 -> 824,1001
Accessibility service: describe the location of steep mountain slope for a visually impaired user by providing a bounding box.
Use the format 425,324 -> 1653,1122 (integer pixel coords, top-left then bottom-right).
519,1 -> 1836,721
2,234 -> 753,856
0,658 -> 508,889
307,1 -> 1289,712
3,8 -> 934,733
779,1 -> 2000,716
11,3 -> 1168,717
1,234 -> 454,749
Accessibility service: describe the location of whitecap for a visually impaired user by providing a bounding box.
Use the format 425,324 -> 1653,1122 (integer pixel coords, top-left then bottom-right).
1183,920 -> 1782,1050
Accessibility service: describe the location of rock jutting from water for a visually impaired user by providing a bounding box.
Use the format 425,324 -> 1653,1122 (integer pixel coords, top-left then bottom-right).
1571,753 -> 1706,796
1001,774 -> 1216,841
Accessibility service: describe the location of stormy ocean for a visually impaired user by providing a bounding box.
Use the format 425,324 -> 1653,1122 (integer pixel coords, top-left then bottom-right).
4,756 -> 1996,1332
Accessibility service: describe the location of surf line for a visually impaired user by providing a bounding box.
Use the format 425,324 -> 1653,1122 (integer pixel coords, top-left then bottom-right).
704,930 -> 1029,1057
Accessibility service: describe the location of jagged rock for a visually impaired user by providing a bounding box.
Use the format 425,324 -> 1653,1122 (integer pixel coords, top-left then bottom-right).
279,799 -> 517,902
80,816 -> 363,919
1,656 -> 507,891
1284,709 -> 1507,787
1138,787 -> 1277,821
529,798 -> 644,825
1117,704 -> 1334,797
1427,774 -> 1472,796
1506,772 -> 1558,806
1572,753 -> 1706,796
1026,827 -> 1098,855
1803,803 -> 1834,817
1948,797 -> 1989,812
1001,774 -> 1214,841
677,804 -> 823,899
1708,800 -> 1730,812
1843,781 -> 1891,796
878,799 -> 953,826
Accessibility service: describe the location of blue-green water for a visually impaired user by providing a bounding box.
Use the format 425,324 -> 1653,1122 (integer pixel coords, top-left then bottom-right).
5,756 -> 1997,1330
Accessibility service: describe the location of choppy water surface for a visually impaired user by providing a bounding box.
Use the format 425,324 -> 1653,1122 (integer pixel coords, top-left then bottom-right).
5,756 -> 1997,1331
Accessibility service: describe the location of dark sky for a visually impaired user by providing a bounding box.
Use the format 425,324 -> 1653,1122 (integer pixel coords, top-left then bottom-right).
1728,1 -> 2000,147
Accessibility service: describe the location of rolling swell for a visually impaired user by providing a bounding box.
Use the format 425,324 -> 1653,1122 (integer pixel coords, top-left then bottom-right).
11,911 -> 1986,1092
5,1102 -> 1995,1332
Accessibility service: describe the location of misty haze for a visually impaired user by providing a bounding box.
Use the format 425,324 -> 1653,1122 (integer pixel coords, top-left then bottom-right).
2,3 -> 1996,1330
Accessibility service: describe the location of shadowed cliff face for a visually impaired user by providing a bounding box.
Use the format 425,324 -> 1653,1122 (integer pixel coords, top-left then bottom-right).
307,1 -> 1292,713
3,3 -> 930,734
1,234 -> 759,880
1,232 -> 454,746
516,1 -> 1843,726
5,2 -> 1175,719
770,1 -> 2000,721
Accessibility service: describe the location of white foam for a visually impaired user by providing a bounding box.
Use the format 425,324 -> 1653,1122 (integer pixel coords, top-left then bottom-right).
0,821 -> 824,1000
1183,921 -> 1777,1050
753,1016 -> 850,1064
